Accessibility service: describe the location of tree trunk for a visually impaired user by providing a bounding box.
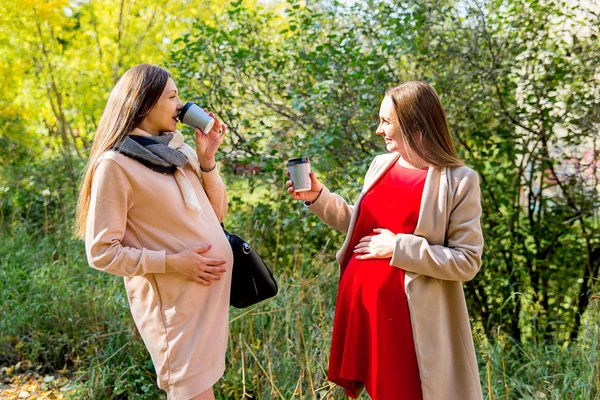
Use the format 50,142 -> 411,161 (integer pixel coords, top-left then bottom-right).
113,0 -> 127,83
570,246 -> 600,341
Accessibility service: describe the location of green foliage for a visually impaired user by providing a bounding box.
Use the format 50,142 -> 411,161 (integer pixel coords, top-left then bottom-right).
1,0 -> 599,397
477,302 -> 600,399
171,0 -> 600,343
0,222 -> 163,398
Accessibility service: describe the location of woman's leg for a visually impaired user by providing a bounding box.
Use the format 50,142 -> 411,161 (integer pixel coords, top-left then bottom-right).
190,387 -> 215,400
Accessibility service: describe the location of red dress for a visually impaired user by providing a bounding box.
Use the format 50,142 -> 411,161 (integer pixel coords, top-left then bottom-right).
327,162 -> 427,400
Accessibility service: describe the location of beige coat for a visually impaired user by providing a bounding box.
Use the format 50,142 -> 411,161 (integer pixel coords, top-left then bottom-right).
308,152 -> 484,400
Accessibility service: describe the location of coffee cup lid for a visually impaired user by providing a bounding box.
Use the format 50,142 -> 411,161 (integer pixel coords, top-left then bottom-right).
287,157 -> 310,166
178,101 -> 195,122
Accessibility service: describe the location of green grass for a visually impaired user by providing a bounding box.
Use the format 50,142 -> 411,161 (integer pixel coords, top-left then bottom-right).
475,310 -> 600,400
1,221 -> 598,399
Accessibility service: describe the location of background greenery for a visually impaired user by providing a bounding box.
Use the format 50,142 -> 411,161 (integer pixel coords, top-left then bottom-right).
1,0 -> 599,398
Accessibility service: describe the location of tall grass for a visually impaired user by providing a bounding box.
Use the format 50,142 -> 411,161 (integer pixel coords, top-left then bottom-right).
477,301 -> 600,400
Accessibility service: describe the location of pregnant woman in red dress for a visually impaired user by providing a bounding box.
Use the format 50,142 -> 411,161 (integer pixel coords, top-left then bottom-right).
328,161 -> 426,399
287,81 -> 485,400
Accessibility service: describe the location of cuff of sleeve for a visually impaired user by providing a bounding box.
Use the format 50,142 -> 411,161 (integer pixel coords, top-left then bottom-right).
391,233 -> 416,268
200,164 -> 223,188
144,249 -> 166,274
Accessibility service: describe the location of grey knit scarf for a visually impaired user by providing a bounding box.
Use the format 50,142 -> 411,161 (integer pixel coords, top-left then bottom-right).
115,133 -> 188,174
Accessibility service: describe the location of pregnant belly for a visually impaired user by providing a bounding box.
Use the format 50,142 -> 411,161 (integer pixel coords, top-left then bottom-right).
339,255 -> 406,305
155,235 -> 233,326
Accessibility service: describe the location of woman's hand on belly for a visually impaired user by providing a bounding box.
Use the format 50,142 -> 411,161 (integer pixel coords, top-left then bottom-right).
165,244 -> 227,285
353,228 -> 396,260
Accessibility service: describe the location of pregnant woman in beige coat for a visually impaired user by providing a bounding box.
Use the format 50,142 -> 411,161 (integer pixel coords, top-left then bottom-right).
76,64 -> 232,400
287,81 -> 484,399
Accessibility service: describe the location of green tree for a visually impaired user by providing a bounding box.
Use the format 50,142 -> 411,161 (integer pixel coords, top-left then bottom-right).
170,0 -> 600,345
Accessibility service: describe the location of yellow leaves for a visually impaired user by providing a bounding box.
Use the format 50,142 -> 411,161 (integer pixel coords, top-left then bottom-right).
1,0 -> 241,155
3,0 -> 70,27
0,368 -> 71,400
19,0 -> 69,18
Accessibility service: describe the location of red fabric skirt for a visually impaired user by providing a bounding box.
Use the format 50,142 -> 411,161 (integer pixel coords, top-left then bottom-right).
327,162 -> 427,400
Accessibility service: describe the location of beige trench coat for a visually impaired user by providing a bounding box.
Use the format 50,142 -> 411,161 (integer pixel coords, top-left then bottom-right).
308,152 -> 484,400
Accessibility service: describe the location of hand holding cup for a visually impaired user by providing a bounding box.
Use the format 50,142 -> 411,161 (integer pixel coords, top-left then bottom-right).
178,102 -> 215,134
286,163 -> 323,202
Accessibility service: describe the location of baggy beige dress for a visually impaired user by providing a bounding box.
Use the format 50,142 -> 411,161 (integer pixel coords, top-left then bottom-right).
85,132 -> 233,399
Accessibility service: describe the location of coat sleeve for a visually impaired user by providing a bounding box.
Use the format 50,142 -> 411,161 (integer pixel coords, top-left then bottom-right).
85,158 -> 166,277
306,157 -> 380,234
306,185 -> 354,234
199,165 -> 228,223
390,170 -> 483,281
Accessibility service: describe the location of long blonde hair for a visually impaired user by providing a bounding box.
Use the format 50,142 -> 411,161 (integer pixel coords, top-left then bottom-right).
75,64 -> 171,238
385,81 -> 463,168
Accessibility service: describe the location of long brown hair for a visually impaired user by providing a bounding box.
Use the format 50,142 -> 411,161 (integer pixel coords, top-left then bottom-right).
75,64 -> 171,238
385,81 -> 463,168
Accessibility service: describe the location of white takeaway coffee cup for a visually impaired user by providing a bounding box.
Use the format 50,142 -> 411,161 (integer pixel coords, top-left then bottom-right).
287,157 -> 311,192
178,102 -> 215,134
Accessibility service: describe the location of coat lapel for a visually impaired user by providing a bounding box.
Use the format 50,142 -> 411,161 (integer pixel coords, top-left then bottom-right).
405,166 -> 448,288
361,152 -> 400,194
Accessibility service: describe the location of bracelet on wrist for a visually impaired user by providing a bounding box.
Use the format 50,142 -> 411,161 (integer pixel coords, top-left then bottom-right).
200,164 -> 216,173
304,187 -> 324,206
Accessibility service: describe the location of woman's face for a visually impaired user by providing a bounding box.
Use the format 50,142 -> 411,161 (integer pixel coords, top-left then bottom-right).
140,78 -> 184,135
376,96 -> 407,156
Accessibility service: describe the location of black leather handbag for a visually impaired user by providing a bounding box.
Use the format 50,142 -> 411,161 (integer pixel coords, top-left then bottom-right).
223,227 -> 278,308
